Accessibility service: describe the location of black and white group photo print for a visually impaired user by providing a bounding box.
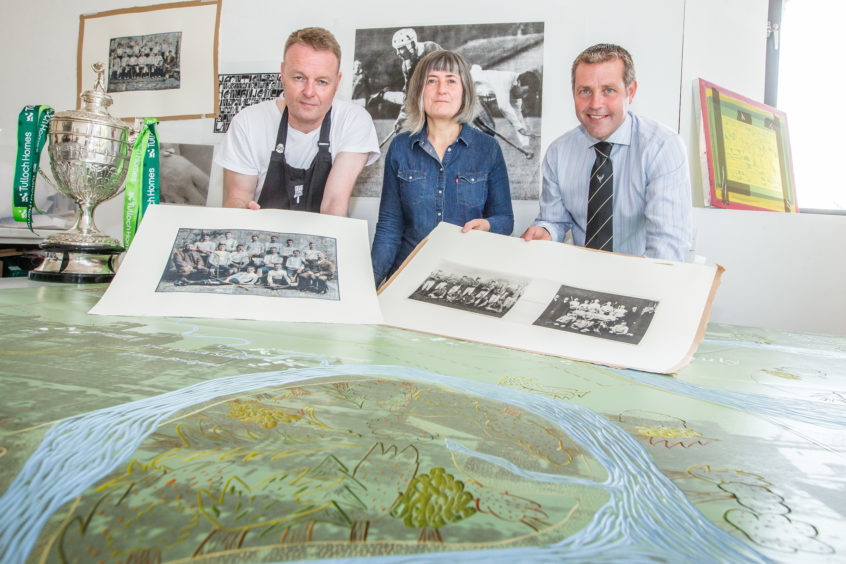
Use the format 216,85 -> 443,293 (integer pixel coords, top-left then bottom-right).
533,285 -> 659,345
157,228 -> 340,300
352,22 -> 544,200
107,32 -> 181,93
215,73 -> 284,133
408,266 -> 528,318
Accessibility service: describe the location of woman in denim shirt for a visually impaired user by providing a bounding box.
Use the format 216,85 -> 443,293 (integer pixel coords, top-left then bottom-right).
371,50 -> 513,286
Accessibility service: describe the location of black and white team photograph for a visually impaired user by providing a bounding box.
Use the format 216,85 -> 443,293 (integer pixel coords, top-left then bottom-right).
408,266 -> 527,318
533,285 -> 659,345
107,32 -> 181,92
352,22 -> 544,200
157,228 -> 340,300
215,73 -> 284,133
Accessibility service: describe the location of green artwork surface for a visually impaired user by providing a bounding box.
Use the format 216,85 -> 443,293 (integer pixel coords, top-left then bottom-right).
0,285 -> 844,563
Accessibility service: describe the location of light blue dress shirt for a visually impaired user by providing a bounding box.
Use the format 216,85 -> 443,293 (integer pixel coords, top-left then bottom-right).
534,112 -> 693,261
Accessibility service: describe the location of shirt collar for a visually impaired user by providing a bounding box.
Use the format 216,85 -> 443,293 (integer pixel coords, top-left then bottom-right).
411,123 -> 471,148
579,112 -> 634,149
456,123 -> 471,146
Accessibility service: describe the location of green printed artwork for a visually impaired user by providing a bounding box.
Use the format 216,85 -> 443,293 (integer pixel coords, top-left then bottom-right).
698,78 -> 797,212
39,379 -> 605,561
0,285 -> 844,563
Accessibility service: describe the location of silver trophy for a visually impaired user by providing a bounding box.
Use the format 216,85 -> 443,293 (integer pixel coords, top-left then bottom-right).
30,63 -> 134,283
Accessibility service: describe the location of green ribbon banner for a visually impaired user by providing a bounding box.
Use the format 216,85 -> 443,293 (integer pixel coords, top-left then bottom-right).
123,118 -> 160,248
12,105 -> 53,232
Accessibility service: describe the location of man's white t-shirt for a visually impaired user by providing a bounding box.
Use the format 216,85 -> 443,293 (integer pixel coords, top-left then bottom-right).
216,99 -> 380,200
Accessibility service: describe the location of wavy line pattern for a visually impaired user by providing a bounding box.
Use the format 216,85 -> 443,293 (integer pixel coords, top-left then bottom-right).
613,368 -> 846,430
0,365 -> 768,563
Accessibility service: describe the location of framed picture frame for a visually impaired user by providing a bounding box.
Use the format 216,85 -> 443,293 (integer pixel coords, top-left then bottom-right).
697,78 -> 797,212
78,0 -> 221,121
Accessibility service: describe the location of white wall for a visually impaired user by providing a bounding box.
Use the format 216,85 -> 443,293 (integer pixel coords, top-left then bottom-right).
0,0 -> 843,335
693,208 -> 846,335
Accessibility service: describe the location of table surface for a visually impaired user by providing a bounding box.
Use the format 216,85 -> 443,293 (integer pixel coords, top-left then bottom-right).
0,283 -> 844,563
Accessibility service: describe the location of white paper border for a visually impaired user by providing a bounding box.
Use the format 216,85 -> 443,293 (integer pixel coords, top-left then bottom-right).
79,1 -> 220,120
90,204 -> 383,325
378,223 -> 720,373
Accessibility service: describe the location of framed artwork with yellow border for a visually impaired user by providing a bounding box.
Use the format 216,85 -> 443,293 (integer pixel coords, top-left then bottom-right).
698,78 -> 797,212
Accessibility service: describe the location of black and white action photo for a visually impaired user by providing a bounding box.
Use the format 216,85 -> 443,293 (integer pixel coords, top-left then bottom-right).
533,285 -> 659,344
215,73 -> 284,133
159,144 -> 213,206
352,22 -> 544,199
408,266 -> 527,318
107,32 -> 181,93
157,228 -> 339,300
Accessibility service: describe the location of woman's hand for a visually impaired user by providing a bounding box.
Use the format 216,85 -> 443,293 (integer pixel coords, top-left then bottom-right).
461,218 -> 491,233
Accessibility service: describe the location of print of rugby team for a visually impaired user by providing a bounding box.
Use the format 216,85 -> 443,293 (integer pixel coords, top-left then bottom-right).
169,232 -> 335,294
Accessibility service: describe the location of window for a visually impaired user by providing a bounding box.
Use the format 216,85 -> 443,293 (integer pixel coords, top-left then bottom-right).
769,0 -> 846,212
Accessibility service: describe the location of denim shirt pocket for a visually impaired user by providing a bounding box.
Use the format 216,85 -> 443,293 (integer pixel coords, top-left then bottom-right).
397,169 -> 427,205
456,171 -> 488,208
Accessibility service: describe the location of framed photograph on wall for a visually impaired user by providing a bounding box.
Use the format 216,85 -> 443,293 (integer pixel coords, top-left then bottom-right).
78,0 -> 221,120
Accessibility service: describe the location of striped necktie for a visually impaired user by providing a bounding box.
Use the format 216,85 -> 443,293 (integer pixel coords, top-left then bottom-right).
586,141 -> 613,251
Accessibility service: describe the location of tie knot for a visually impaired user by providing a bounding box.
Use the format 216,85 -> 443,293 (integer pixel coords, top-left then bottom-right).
594,142 -> 612,158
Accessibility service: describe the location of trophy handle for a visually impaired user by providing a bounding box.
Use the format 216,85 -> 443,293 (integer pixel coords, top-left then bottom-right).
130,118 -> 145,143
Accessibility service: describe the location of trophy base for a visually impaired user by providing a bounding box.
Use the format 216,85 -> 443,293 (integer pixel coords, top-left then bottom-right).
44,231 -> 122,248
29,242 -> 124,284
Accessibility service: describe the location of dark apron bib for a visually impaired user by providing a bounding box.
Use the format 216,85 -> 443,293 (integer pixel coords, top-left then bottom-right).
257,106 -> 332,212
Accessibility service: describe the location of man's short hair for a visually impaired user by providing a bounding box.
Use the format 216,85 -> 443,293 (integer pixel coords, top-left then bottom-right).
284,27 -> 341,67
403,50 -> 477,134
571,43 -> 636,88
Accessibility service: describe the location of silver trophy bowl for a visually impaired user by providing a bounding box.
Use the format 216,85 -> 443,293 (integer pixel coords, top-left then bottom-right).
30,63 -> 134,283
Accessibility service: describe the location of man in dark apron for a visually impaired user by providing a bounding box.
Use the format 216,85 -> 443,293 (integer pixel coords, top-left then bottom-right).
218,27 -> 379,216
256,105 -> 332,212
